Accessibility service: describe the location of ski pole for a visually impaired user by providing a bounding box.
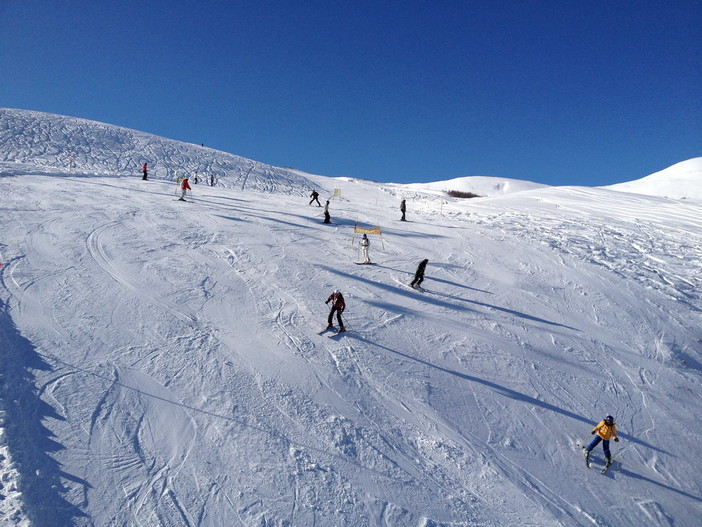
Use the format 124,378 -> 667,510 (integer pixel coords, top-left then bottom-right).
340,313 -> 352,332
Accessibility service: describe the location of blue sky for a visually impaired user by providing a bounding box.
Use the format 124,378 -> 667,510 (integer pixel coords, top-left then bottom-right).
1,1 -> 700,186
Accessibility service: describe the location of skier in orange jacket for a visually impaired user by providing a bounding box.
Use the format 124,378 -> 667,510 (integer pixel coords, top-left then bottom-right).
584,415 -> 619,467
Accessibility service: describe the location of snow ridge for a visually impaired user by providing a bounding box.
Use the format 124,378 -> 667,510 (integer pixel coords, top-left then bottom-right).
0,108 -> 314,195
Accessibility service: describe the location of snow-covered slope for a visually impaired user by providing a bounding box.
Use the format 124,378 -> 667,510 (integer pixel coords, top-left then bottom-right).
0,108 -> 313,194
604,157 -> 702,201
1,110 -> 701,526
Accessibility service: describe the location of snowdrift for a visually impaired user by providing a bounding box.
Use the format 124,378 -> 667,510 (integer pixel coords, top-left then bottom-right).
406,175 -> 549,197
1,109 -> 701,526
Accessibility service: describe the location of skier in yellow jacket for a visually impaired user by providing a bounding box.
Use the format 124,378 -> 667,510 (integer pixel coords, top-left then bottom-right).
584,415 -> 619,467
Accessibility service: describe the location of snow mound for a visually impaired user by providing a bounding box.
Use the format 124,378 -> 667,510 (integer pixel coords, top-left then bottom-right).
0,108 -> 314,195
406,175 -> 548,197
604,157 -> 702,201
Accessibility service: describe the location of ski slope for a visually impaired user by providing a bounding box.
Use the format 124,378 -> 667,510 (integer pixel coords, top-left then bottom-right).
1,110 -> 701,526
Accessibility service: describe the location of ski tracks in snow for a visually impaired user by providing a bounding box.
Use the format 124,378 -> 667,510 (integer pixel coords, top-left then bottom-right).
218,239 -> 487,521
86,221 -> 196,325
86,366 -> 199,526
343,328 -> 591,525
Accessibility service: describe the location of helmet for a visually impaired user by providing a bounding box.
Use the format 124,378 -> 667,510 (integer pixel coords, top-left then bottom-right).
604,415 -> 614,425
333,289 -> 340,295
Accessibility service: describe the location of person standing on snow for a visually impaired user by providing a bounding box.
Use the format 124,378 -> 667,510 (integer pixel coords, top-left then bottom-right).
359,234 -> 371,264
325,290 -> 346,332
179,176 -> 191,201
142,162 -> 148,180
310,190 -> 321,207
323,200 -> 332,224
584,415 -> 619,468
400,199 -> 407,221
410,259 -> 428,288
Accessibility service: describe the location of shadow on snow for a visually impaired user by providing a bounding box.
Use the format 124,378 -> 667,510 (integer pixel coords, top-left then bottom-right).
322,265 -> 577,330
344,331 -> 670,457
0,299 -> 87,524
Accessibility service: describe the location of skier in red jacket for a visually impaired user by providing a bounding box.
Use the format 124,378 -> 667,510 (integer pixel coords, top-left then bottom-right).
325,290 -> 346,332
142,163 -> 148,180
179,177 -> 191,201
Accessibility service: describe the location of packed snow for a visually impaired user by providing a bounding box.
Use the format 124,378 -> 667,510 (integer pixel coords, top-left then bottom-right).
1,109 -> 701,526
604,158 -> 702,201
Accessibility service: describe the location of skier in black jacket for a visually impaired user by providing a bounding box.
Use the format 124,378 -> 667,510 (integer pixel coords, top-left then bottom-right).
410,259 -> 428,288
310,190 -> 321,206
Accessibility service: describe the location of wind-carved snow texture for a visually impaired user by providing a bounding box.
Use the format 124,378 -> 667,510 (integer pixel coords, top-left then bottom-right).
1,108 -> 701,526
0,108 -> 313,195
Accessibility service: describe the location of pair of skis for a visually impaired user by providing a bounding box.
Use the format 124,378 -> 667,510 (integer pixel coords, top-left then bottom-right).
392,277 -> 426,293
584,449 -> 614,475
318,326 -> 347,338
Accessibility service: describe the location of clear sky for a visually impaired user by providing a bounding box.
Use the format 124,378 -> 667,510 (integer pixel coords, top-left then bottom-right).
1,1 -> 700,186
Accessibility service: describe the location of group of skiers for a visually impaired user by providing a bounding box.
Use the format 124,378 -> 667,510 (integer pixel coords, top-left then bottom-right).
324,282 -> 623,469
322,262 -> 425,332
308,190 -> 430,333
140,162 -> 217,191
312,189 -> 621,471
310,191 -> 410,224
142,172 -> 623,468
308,190 -> 414,269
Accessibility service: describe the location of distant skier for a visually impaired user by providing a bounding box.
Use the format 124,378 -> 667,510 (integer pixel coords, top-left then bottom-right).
179,176 -> 191,201
359,234 -> 371,263
325,289 -> 346,332
323,200 -> 331,224
584,415 -> 619,468
210,174 -> 215,186
310,190 -> 321,207
410,259 -> 428,288
142,162 -> 148,180
400,199 -> 407,221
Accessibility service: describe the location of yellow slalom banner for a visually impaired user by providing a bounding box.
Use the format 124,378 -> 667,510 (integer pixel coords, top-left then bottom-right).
354,225 -> 381,235
352,222 -> 385,250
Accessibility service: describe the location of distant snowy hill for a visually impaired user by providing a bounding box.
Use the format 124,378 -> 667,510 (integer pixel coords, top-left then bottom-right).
407,175 -> 549,197
604,157 -> 702,201
1,109 -> 701,526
